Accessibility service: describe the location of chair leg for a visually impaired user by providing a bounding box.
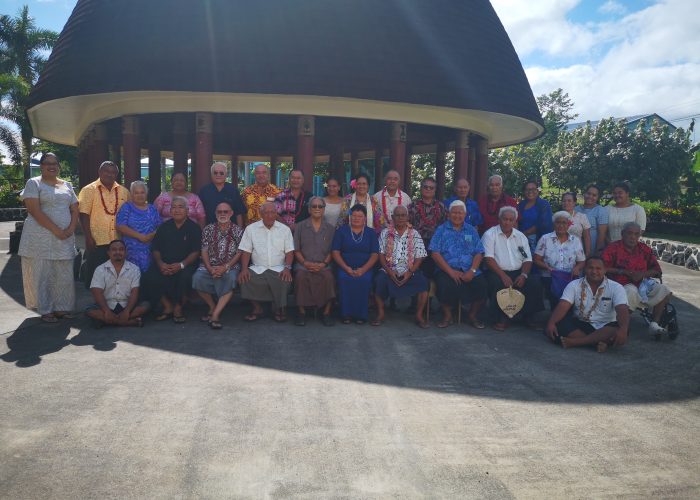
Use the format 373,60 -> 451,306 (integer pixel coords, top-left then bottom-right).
457,300 -> 462,324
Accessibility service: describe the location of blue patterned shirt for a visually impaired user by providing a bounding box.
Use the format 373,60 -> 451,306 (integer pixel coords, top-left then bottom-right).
429,221 -> 484,273
443,196 -> 483,228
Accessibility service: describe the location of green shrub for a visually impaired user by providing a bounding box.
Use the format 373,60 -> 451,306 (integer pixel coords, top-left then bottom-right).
0,183 -> 20,208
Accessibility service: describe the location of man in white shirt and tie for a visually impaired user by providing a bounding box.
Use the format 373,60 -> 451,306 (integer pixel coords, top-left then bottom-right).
482,206 -> 544,330
238,202 -> 294,322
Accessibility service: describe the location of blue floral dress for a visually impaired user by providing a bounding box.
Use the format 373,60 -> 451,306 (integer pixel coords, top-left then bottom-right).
116,202 -> 162,272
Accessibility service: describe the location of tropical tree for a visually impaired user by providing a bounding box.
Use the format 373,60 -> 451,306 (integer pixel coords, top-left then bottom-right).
0,6 -> 59,179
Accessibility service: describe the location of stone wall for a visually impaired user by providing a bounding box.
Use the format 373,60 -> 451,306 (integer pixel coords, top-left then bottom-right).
642,238 -> 700,271
0,208 -> 26,222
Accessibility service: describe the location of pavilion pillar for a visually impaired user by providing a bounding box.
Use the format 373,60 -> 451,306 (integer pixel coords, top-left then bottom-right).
474,135 -> 489,203
374,147 -> 384,192
330,144 -> 345,185
297,115 -> 315,192
173,115 -> 188,177
454,130 -> 469,182
110,141 -> 122,184
122,116 -> 141,186
147,130 -> 161,202
435,142 -> 446,200
94,124 -> 109,167
390,122 -> 407,189
404,145 -> 413,195
351,151 -> 360,178
78,139 -> 88,188
230,154 -> 239,187
468,142 -> 477,193
193,112 -> 213,193
270,156 -> 278,186
86,130 -> 97,185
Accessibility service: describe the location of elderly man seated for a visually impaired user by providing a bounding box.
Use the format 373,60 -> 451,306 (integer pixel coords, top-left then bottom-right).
429,200 -> 488,329
86,239 -> 149,328
482,206 -> 544,330
602,222 -> 672,335
545,256 -> 630,351
192,201 -> 243,329
238,202 -> 294,322
373,205 -> 429,327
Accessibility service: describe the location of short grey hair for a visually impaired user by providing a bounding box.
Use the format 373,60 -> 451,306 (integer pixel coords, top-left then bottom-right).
448,200 -> 467,212
622,221 -> 642,233
552,210 -> 572,223
392,205 -> 408,216
498,206 -> 518,219
210,161 -> 228,175
130,180 -> 148,195
309,196 -> 325,207
259,201 -> 276,214
171,196 -> 189,210
488,174 -> 503,185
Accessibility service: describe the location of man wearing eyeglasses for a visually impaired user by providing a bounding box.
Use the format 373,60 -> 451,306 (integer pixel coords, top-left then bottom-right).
482,206 -> 544,331
199,162 -> 246,226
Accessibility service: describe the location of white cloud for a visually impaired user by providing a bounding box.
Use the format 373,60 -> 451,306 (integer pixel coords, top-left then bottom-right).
491,0 -> 700,129
599,1 -> 627,15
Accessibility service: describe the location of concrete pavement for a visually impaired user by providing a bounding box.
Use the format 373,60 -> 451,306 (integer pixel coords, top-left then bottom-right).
1,221 -> 698,498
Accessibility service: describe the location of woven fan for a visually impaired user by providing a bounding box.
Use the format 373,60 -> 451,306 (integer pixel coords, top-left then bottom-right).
496,287 -> 525,319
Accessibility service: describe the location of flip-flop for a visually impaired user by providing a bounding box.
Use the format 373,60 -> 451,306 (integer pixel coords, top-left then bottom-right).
371,318 -> 384,326
173,316 -> 186,323
415,319 -> 430,329
493,322 -> 508,332
208,320 -> 223,330
54,312 -> 76,319
200,313 -> 213,322
341,318 -> 352,324
244,313 -> 263,322
436,319 -> 452,328
155,312 -> 173,321
274,314 -> 287,323
468,318 -> 486,329
40,315 -> 58,323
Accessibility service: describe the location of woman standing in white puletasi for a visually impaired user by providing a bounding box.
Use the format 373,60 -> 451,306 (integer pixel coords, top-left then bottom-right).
18,153 -> 79,322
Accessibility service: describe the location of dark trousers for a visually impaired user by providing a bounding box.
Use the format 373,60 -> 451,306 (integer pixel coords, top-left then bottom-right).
434,272 -> 488,306
83,245 -> 109,289
144,264 -> 196,305
486,269 -> 544,320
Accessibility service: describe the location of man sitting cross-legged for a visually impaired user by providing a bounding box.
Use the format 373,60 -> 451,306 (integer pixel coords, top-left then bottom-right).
86,239 -> 150,328
545,256 -> 630,352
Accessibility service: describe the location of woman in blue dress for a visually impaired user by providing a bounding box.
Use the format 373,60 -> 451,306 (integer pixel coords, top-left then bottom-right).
332,204 -> 379,324
517,180 -> 552,253
574,184 -> 609,255
116,180 -> 162,272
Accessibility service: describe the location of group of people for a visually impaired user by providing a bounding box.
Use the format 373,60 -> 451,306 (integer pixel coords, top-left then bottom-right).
18,153 -> 672,351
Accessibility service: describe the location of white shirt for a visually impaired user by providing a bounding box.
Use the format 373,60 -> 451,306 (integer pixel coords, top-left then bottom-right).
568,211 -> 591,240
482,225 -> 532,271
534,232 -> 585,277
374,188 -> 411,221
378,227 -> 427,275
90,260 -> 141,309
561,277 -> 628,329
239,220 -> 295,274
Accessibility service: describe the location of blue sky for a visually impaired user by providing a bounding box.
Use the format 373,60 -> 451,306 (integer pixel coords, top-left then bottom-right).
3,0 -> 699,139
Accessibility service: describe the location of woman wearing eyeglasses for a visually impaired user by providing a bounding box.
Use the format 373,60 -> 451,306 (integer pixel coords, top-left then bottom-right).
293,196 -> 336,326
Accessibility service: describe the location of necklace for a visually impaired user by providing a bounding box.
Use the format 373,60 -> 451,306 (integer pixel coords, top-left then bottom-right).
386,224 -> 415,270
416,200 -> 442,227
579,278 -> 606,322
98,184 -> 118,215
382,187 -> 402,219
350,227 -> 364,244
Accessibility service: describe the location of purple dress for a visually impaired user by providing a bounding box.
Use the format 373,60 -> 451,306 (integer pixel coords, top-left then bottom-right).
116,202 -> 162,272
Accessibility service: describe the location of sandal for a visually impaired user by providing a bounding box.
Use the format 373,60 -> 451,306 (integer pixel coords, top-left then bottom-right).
436,319 -> 453,328
54,312 -> 76,319
155,312 -> 173,321
321,314 -> 335,327
341,318 -> 352,324
355,319 -> 366,325
274,314 -> 287,323
493,322 -> 509,332
415,318 -> 430,329
134,317 -> 144,328
40,314 -> 58,323
208,320 -> 223,330
468,318 -> 486,329
200,312 -> 213,322
294,315 -> 306,326
371,318 -> 384,327
173,315 -> 186,323
244,312 -> 263,322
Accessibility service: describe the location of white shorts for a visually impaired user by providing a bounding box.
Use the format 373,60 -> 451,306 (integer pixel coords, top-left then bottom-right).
624,283 -> 672,310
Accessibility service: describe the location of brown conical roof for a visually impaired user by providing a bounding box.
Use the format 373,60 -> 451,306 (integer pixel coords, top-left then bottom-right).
27,0 -> 543,147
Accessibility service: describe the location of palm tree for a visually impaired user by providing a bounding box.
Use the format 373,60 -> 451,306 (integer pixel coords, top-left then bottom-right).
0,5 -> 58,179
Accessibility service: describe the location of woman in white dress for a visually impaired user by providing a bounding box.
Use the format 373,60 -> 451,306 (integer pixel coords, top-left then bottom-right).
18,153 -> 79,322
322,176 -> 343,227
607,181 -> 646,242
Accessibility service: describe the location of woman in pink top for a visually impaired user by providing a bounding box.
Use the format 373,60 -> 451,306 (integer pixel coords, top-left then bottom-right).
153,172 -> 206,227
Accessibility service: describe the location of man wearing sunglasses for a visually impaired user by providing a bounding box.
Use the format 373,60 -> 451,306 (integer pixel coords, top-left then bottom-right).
199,162 -> 246,226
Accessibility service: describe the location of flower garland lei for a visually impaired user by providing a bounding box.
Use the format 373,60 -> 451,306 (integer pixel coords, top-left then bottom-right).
98,184 -> 118,216
382,186 -> 402,220
579,278 -> 606,322
385,223 -> 415,271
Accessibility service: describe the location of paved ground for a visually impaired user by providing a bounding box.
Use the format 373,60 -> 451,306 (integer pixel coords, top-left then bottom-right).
1,221 -> 698,499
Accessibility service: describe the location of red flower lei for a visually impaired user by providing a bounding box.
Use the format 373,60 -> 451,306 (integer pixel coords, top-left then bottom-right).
416,200 -> 441,227
98,184 -> 118,215
386,223 -> 415,271
382,187 -> 402,219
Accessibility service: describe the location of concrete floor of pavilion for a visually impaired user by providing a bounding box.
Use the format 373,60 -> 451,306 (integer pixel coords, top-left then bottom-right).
1,221 -> 698,498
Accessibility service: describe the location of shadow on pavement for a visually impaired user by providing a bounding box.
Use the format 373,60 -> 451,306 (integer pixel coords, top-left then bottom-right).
2,296 -> 698,406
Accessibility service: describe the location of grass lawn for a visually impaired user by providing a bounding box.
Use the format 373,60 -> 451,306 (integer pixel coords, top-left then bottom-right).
645,232 -> 700,244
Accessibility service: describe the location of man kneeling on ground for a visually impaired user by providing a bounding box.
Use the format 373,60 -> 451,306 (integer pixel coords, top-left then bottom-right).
86,239 -> 149,328
545,256 -> 629,351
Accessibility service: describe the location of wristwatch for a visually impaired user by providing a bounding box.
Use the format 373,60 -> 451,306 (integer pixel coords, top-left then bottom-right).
470,268 -> 478,274
284,264 -> 292,270
179,262 -> 185,270
520,272 -> 528,279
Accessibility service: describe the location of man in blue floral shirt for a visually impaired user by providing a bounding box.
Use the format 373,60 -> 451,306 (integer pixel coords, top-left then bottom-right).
429,200 -> 488,329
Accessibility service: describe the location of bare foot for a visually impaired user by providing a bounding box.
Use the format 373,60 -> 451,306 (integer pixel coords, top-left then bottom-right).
561,337 -> 570,349
596,341 -> 608,353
